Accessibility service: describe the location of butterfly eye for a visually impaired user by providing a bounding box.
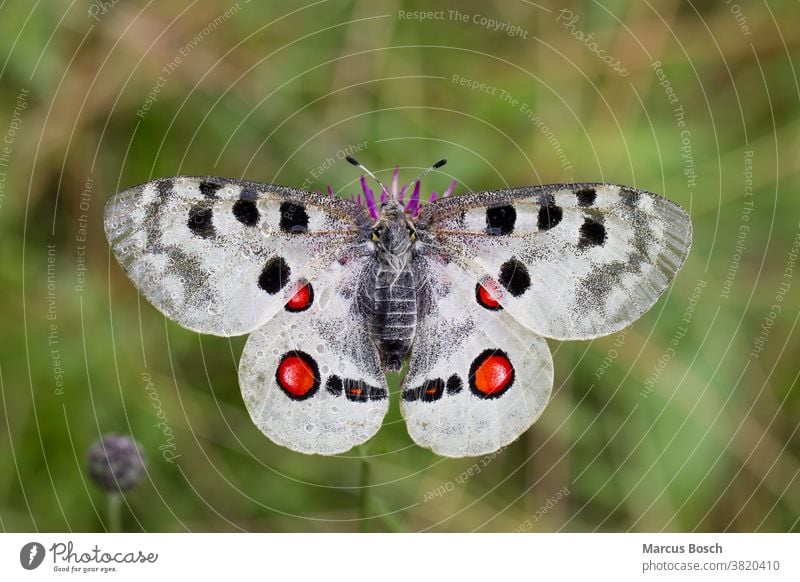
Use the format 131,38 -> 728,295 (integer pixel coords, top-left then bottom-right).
371,227 -> 382,242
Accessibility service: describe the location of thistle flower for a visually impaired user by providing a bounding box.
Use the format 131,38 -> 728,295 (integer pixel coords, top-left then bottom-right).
330,166 -> 457,219
86,434 -> 146,492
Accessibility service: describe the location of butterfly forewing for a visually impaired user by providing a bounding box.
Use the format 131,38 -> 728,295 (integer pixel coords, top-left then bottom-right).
104,176 -> 370,336
416,183 -> 692,340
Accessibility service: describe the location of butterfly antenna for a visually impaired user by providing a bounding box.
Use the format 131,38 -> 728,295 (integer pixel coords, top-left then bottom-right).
410,159 -> 447,184
346,156 -> 389,197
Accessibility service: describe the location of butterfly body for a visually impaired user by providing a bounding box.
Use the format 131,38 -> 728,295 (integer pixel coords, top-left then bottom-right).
105,172 -> 691,457
362,200 -> 419,371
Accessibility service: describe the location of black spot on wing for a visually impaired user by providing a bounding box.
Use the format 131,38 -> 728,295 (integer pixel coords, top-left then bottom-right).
498,258 -> 531,297
537,205 -> 563,230
344,379 -> 386,402
187,205 -> 215,238
326,375 -> 343,396
233,200 -> 259,226
402,378 -> 444,402
258,256 -> 291,294
446,375 -> 463,395
578,217 -> 607,248
485,205 -> 516,235
368,383 -> 388,401
419,379 -> 444,402
576,187 -> 597,207
199,180 -> 222,198
279,202 -> 309,234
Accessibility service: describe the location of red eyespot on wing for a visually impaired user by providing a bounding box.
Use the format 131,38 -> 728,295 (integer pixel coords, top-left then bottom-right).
475,279 -> 503,311
285,282 -> 314,312
469,350 -> 514,399
276,351 -> 320,400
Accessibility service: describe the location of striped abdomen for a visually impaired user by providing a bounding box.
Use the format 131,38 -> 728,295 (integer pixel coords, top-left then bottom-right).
364,265 -> 417,372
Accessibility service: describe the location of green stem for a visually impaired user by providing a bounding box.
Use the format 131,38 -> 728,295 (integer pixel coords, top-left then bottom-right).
107,493 -> 122,533
358,445 -> 370,532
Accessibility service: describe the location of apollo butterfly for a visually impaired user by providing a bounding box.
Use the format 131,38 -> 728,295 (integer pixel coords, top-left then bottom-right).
105,157 -> 691,456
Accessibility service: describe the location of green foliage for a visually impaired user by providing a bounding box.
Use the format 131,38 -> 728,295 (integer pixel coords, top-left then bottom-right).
1,0 -> 797,532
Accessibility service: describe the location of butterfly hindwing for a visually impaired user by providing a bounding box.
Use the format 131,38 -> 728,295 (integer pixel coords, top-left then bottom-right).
401,256 -> 553,457
416,183 -> 691,340
238,254 -> 389,455
104,176 -> 370,336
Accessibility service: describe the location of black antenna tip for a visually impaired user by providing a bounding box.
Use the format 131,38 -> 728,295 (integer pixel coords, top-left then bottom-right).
345,155 -> 360,166
433,159 -> 447,169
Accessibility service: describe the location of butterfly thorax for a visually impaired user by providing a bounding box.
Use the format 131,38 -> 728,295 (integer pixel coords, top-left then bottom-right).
371,201 -> 415,269
361,201 -> 418,372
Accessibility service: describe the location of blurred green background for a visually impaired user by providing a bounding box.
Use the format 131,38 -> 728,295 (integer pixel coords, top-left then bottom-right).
1,0 -> 798,532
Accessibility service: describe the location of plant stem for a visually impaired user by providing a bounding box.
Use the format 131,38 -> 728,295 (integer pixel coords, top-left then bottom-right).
107,493 -> 122,533
358,445 -> 370,532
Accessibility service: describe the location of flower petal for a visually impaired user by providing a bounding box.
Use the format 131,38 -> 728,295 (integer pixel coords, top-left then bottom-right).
405,181 -> 421,216
360,176 -> 378,219
391,166 -> 400,200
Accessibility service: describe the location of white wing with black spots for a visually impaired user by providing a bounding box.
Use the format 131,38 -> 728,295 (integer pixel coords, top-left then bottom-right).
416,183 -> 691,340
239,254 -> 389,455
104,176 -> 370,336
401,256 -> 553,457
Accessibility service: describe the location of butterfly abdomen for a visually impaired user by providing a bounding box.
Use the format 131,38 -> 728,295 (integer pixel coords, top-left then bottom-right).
362,265 -> 417,372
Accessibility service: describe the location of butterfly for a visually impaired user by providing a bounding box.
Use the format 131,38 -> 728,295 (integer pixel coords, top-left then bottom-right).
104,157 -> 692,457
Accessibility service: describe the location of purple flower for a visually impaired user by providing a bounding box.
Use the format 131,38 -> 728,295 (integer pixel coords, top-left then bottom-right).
87,434 -> 146,492
336,167 -> 457,219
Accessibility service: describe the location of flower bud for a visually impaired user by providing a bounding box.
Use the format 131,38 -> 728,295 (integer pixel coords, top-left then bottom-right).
87,434 -> 146,492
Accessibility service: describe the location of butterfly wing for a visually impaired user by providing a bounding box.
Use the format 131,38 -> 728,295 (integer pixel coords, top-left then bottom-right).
416,183 -> 691,340
104,176 -> 370,336
239,253 -> 389,455
401,255 -> 553,457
